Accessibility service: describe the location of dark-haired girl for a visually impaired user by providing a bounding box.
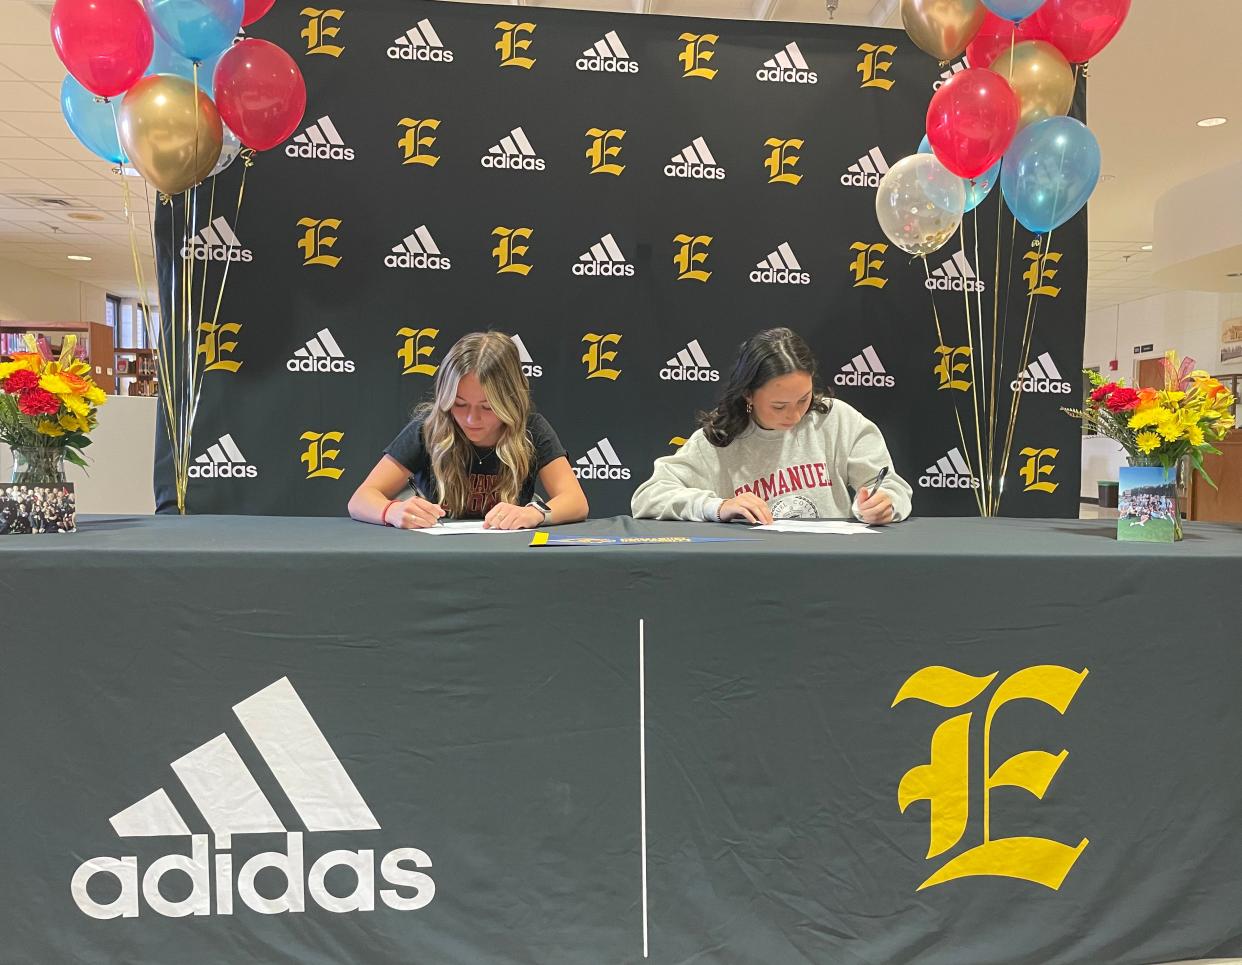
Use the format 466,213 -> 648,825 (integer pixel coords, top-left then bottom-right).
631,328 -> 911,525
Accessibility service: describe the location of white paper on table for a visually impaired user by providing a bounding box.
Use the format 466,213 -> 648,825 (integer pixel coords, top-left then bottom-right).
405,521 -> 529,535
751,520 -> 878,535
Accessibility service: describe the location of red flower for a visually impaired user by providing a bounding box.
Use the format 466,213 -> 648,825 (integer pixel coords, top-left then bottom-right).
17,387 -> 60,416
2,369 -> 38,393
1105,387 -> 1141,412
1089,382 -> 1118,403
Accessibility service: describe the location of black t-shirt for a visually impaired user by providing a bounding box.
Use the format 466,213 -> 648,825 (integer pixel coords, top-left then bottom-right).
384,411 -> 567,518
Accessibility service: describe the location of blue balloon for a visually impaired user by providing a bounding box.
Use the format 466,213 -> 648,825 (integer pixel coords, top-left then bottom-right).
982,0 -> 1047,22
59,75 -> 126,165
147,32 -> 221,93
918,136 -> 999,213
143,0 -> 243,64
1001,116 -> 1101,234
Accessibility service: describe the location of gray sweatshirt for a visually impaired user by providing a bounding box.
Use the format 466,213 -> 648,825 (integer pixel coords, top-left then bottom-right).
631,399 -> 913,522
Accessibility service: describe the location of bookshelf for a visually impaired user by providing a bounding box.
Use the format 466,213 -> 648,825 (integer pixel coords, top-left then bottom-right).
0,321 -> 116,395
114,348 -> 159,397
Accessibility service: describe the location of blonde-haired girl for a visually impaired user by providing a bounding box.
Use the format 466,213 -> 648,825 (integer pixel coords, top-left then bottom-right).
349,332 -> 588,529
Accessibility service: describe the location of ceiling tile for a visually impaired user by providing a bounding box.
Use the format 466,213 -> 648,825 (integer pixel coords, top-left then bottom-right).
0,44 -> 65,83
5,157 -> 101,180
0,136 -> 65,159
4,112 -> 73,139
41,137 -> 104,163
0,175 -> 56,194
0,81 -> 58,111
0,1 -> 60,42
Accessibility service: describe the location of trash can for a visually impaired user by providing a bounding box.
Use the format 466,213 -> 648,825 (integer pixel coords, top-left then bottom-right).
1098,480 -> 1119,508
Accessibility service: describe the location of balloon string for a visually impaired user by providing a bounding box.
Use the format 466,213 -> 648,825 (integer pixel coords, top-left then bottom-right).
988,186 -> 1005,515
925,256 -> 984,516
958,219 -> 987,515
110,99 -> 176,448
998,229 -> 1055,501
193,152 -> 254,437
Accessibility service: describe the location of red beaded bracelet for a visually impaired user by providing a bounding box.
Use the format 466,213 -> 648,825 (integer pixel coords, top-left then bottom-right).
381,499 -> 398,526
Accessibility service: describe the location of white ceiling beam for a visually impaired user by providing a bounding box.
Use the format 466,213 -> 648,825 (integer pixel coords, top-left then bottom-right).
752,0 -> 780,21
869,0 -> 898,25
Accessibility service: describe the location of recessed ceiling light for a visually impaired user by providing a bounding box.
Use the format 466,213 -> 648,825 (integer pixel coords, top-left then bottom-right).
66,254 -> 92,262
1198,116 -> 1228,128
67,211 -> 105,222
1140,244 -> 1153,251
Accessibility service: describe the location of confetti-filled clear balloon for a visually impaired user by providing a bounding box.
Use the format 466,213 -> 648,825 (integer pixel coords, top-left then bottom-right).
208,123 -> 242,177
876,154 -> 966,256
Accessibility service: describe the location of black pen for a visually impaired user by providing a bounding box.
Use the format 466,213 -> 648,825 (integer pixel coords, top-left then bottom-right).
860,466 -> 889,497
409,480 -> 444,526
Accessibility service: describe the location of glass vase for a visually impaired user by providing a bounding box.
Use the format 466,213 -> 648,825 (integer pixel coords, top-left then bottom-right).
9,445 -> 67,486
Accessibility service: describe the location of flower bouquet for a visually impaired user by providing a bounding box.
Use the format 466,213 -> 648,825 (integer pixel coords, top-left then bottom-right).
0,334 -> 107,484
1064,352 -> 1237,541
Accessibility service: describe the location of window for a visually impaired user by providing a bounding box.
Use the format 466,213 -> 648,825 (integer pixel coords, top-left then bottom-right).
105,294 -> 121,330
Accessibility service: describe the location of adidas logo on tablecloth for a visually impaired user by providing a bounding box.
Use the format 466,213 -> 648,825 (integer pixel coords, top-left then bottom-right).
574,437 -> 631,480
577,30 -> 638,72
934,57 -> 968,89
285,116 -> 354,161
1011,351 -> 1072,394
70,677 -> 434,919
755,41 -> 817,84
385,225 -> 451,270
750,242 -> 810,285
481,126 -> 545,171
926,248 -> 985,292
388,18 -> 454,62
189,433 -> 256,479
181,216 -> 252,263
841,147 -> 890,188
835,346 -> 894,388
573,233 -> 633,277
509,334 -> 542,378
660,338 -> 719,382
919,446 -> 980,489
664,137 -> 726,180
287,328 -> 355,374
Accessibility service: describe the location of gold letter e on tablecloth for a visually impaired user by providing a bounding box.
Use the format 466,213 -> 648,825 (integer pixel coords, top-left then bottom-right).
893,665 -> 1089,891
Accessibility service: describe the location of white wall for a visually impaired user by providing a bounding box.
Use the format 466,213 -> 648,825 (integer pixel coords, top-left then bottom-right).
0,256 -> 108,324
0,396 -> 156,515
1080,290 -> 1242,497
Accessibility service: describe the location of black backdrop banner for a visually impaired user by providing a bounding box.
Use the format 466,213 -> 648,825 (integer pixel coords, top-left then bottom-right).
155,0 -> 1086,518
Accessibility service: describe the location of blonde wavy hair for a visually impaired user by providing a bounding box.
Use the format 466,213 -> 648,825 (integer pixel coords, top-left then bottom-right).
417,332 -> 533,516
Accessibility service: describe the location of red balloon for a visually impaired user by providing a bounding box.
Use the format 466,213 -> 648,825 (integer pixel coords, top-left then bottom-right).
966,10 -> 1039,69
213,39 -> 306,152
1026,0 -> 1131,62
242,0 -> 277,27
926,68 -> 1020,180
50,0 -> 154,98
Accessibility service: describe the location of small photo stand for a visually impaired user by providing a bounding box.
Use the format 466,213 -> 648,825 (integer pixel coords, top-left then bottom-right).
1117,466 -> 1177,543
0,482 -> 76,535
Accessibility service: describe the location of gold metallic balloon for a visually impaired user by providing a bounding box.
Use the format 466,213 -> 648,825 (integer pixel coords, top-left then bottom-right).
118,74 -> 223,196
987,40 -> 1075,131
901,0 -> 986,62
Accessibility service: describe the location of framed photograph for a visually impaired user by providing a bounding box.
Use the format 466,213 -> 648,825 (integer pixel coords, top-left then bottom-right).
0,483 -> 76,535
1221,316 -> 1242,366
1117,466 -> 1177,543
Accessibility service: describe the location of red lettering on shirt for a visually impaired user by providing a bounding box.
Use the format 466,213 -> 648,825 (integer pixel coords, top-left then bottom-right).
465,472 -> 501,516
740,463 -> 833,502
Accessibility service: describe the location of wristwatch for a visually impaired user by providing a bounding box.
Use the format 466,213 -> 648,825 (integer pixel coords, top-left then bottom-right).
528,494 -> 552,525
